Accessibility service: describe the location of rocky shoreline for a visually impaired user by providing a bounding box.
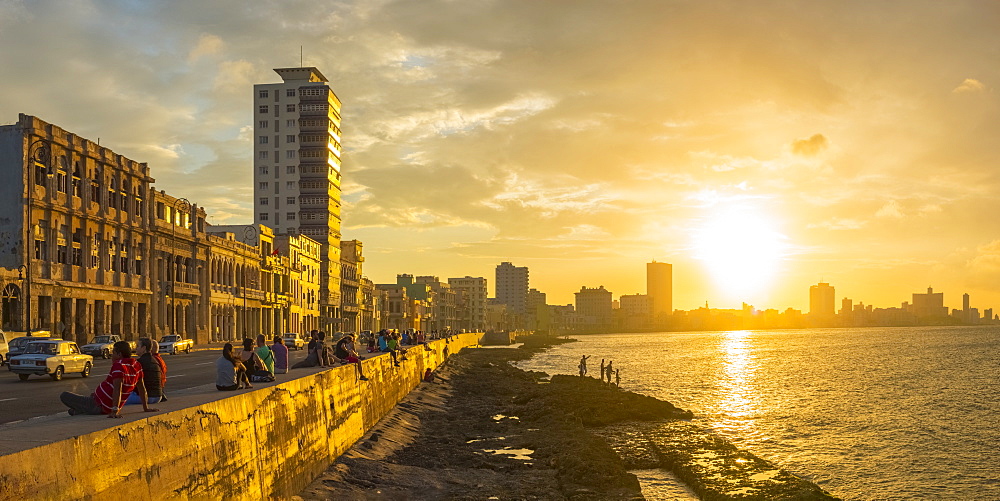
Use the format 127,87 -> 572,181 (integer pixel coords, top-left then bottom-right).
296,337 -> 839,500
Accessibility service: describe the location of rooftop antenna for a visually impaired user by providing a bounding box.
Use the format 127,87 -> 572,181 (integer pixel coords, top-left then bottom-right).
300,46 -> 303,67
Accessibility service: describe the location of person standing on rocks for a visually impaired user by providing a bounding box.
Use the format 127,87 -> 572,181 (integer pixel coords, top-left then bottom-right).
600,359 -> 605,381
578,355 -> 591,377
614,369 -> 620,388
606,360 -> 614,384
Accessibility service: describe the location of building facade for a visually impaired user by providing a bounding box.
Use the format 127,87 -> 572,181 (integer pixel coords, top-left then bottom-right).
575,286 -> 614,332
339,239 -> 363,333
647,261 -> 672,318
809,282 -> 836,318
495,261 -> 528,323
0,114 -> 156,343
253,67 -> 343,333
448,276 -> 488,331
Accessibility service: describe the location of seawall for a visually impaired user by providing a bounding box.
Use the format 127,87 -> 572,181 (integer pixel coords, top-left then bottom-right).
0,333 -> 482,500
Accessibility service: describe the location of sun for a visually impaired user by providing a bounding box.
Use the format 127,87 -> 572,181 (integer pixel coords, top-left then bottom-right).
691,207 -> 788,301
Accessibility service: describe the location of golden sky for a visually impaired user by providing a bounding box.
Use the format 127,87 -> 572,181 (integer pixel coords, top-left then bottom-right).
2,1 -> 999,311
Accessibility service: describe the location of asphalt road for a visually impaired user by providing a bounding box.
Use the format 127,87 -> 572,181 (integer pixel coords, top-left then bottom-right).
0,346 -> 311,425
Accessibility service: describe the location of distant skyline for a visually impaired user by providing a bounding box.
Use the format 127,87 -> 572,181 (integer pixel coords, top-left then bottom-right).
2,1 -> 999,309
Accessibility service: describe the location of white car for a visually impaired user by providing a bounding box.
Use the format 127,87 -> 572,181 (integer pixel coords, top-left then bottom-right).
283,333 -> 305,350
8,340 -> 94,381
158,335 -> 194,355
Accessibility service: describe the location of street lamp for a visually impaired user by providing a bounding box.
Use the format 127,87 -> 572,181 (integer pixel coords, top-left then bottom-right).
170,197 -> 190,336
242,225 -> 257,341
23,139 -> 51,335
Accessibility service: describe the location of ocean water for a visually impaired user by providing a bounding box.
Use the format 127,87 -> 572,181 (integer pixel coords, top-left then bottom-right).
515,326 -> 1000,500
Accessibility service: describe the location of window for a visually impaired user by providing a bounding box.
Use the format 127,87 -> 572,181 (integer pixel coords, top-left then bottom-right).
259,90 -> 269,98
286,104 -> 295,112
258,136 -> 268,144
286,150 -> 296,159
258,120 -> 268,128
258,151 -> 268,159
259,197 -> 269,205
259,213 -> 269,221
286,119 -> 295,127
259,105 -> 269,114
287,213 -> 296,220
286,166 -> 296,174
287,89 -> 296,97
286,135 -> 296,143
258,166 -> 269,175
287,197 -> 296,205
259,182 -> 269,190
286,182 -> 295,189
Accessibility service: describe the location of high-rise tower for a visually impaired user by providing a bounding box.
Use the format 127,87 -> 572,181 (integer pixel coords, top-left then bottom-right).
647,261 -> 672,316
253,67 -> 343,329
495,262 -> 529,316
809,282 -> 835,317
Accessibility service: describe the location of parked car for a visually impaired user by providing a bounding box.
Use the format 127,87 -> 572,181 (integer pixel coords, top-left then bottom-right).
0,330 -> 8,366
8,340 -> 93,381
6,332 -> 58,359
81,335 -> 136,359
158,335 -> 194,355
282,333 -> 305,350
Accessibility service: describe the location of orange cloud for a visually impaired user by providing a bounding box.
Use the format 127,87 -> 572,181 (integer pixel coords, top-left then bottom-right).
791,134 -> 828,156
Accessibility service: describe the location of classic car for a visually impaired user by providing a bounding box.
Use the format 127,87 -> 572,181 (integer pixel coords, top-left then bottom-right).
8,340 -> 94,381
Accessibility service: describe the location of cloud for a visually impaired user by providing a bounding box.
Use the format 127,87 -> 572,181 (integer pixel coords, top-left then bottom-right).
952,78 -> 986,94
188,34 -> 224,62
791,133 -> 828,156
875,200 -> 904,219
806,218 -> 866,231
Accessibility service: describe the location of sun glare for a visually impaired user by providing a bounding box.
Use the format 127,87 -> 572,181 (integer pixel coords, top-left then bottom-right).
692,208 -> 788,300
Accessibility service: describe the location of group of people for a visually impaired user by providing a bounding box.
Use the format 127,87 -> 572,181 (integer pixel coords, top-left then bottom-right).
578,355 -> 621,388
60,338 -> 168,417
365,330 -> 413,366
215,335 -> 288,391
59,328 -> 435,418
290,330 -> 368,380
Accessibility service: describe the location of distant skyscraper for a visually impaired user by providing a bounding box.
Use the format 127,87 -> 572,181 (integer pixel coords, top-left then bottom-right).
495,262 -> 529,316
809,282 -> 835,317
253,67 -> 343,329
912,287 -> 947,317
646,261 -> 672,316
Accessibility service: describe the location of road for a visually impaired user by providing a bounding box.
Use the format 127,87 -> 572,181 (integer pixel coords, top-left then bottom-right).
0,346 -> 311,425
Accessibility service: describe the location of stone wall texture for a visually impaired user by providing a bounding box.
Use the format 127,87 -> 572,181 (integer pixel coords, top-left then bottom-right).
0,333 -> 482,500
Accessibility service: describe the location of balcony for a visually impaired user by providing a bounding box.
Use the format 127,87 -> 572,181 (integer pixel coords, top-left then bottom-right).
167,281 -> 200,297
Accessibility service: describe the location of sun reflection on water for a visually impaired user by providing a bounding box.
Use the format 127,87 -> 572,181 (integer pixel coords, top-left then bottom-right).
717,330 -> 760,436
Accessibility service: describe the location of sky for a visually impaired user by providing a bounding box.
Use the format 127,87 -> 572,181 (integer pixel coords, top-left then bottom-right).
2,0 -> 999,311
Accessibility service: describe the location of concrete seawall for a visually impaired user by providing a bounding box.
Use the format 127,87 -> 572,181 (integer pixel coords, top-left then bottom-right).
0,333 -> 482,500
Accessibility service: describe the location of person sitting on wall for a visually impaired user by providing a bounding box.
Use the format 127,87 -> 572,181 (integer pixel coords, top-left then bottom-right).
149,337 -> 168,401
217,343 -> 251,390
125,338 -> 163,405
255,335 -> 276,376
60,341 -> 157,417
292,334 -> 321,369
386,332 -> 401,366
271,336 -> 288,374
240,338 -> 273,382
335,334 -> 369,381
